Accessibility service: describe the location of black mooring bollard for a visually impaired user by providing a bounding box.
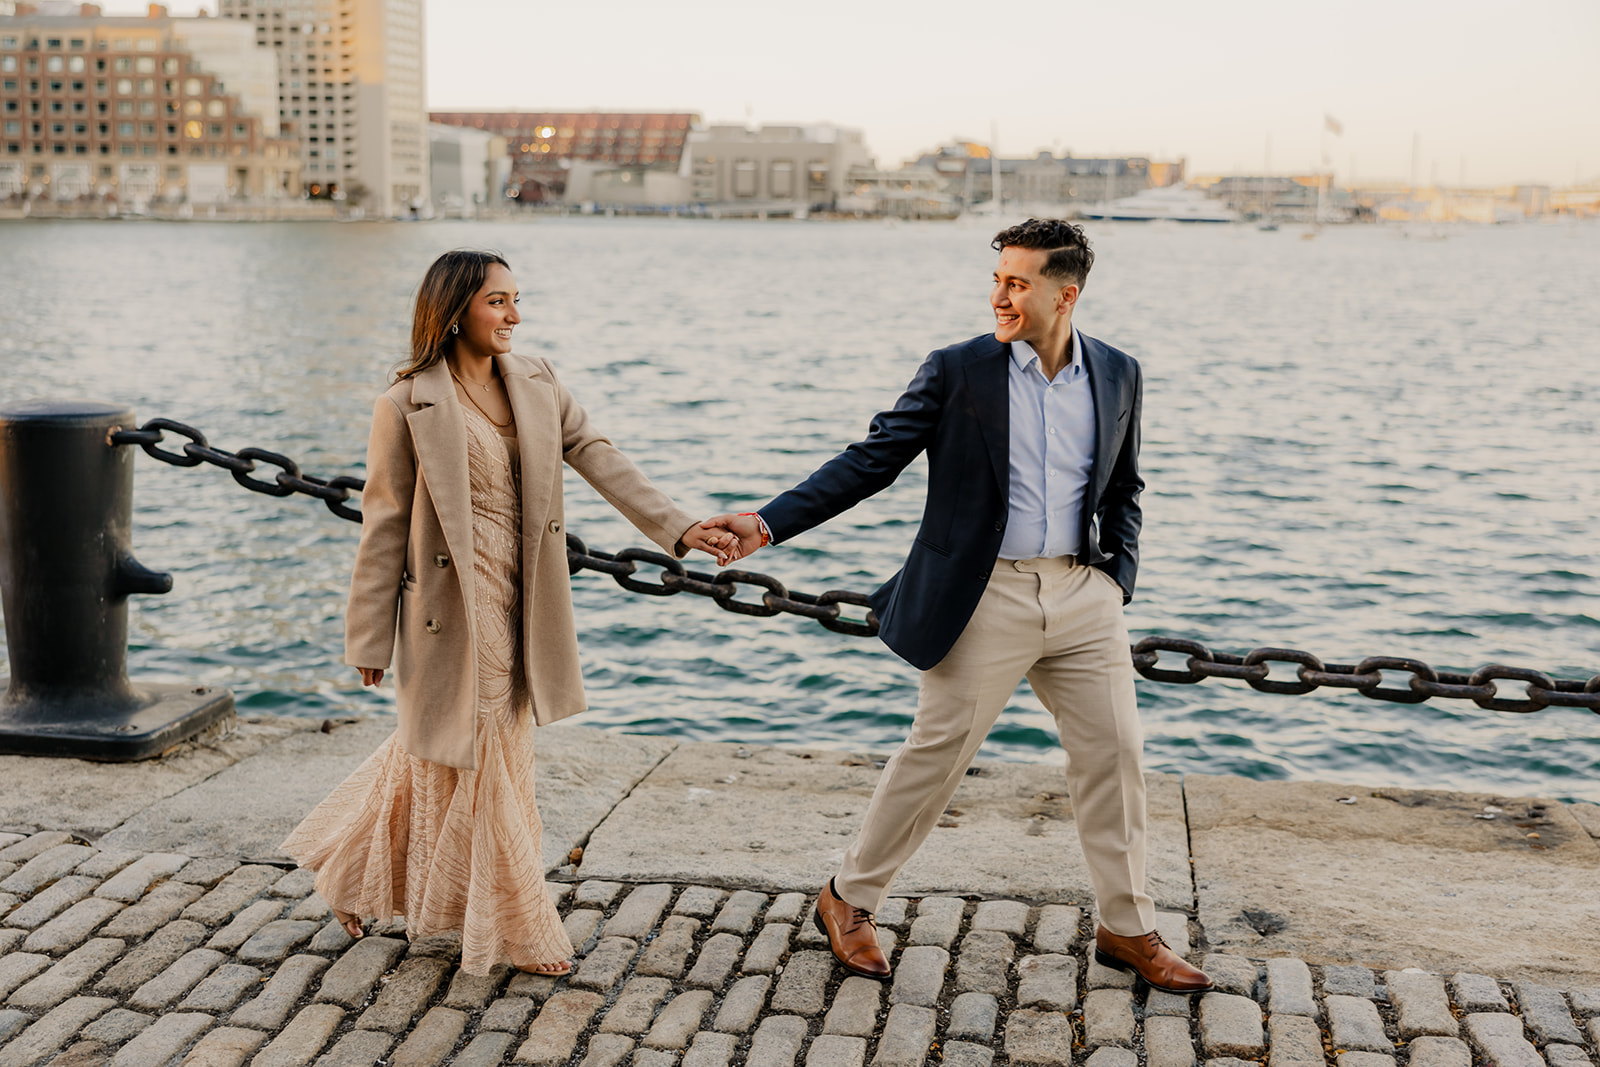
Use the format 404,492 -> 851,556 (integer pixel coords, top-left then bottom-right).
0,400 -> 234,759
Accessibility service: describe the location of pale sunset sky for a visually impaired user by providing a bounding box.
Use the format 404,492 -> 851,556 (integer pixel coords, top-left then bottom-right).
100,0 -> 1598,186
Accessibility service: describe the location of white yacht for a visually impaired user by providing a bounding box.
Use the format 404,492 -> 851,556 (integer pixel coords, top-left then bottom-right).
1080,185 -> 1239,223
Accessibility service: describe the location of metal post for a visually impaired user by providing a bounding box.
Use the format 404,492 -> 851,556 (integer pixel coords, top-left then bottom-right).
0,400 -> 234,759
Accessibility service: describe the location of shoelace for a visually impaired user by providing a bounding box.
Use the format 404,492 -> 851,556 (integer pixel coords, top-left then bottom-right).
844,907 -> 878,934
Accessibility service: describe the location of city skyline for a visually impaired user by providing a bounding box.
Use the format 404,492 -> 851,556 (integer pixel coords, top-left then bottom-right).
96,0 -> 1600,188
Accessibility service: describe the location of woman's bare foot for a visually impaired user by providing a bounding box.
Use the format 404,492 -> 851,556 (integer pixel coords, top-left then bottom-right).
519,959 -> 572,976
332,908 -> 364,939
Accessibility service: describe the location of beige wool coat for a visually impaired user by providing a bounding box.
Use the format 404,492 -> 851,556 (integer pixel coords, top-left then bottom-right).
344,352 -> 698,770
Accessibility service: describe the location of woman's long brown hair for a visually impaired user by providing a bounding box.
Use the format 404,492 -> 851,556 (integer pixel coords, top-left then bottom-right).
394,249 -> 511,381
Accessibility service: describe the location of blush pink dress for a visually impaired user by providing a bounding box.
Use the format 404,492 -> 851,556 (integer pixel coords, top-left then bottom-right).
282,407 -> 573,975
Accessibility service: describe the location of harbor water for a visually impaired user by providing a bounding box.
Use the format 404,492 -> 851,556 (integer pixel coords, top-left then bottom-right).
1,216 -> 1596,802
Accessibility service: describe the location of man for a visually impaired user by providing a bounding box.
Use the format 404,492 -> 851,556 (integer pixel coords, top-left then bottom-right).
706,219 -> 1211,994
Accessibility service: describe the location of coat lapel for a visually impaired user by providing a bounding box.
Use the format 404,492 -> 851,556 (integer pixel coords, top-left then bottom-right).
407,361 -> 476,625
499,353 -> 558,556
965,337 -> 1011,500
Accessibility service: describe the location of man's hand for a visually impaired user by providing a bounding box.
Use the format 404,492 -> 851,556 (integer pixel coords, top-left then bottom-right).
681,523 -> 741,566
699,513 -> 766,563
358,667 -> 385,687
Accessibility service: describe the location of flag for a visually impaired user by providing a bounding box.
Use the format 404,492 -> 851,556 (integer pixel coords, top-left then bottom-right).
1325,114 -> 1344,136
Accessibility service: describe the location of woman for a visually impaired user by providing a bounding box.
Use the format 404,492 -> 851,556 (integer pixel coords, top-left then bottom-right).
282,250 -> 735,976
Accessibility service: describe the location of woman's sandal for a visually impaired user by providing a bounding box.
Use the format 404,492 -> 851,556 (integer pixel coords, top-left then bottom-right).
520,960 -> 573,977
332,909 -> 364,940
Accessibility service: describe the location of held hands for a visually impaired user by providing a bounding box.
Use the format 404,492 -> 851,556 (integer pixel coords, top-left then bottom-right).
681,524 -> 742,567
698,513 -> 767,564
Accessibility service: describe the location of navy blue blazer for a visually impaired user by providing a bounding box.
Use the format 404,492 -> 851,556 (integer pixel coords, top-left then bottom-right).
759,331 -> 1144,671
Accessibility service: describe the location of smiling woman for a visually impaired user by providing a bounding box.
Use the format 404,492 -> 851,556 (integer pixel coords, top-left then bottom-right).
276,247 -> 739,976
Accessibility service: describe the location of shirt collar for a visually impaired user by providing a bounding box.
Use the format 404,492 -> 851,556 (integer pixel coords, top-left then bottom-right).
1008,328 -> 1080,376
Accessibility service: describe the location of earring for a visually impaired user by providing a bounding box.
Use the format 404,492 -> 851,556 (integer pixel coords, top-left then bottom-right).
450,323 -> 459,335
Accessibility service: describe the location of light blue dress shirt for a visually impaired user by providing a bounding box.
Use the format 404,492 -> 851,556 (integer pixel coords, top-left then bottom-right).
997,330 -> 1097,560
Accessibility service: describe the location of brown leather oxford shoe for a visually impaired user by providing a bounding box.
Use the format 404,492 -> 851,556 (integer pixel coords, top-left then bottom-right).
812,879 -> 891,979
1094,925 -> 1214,994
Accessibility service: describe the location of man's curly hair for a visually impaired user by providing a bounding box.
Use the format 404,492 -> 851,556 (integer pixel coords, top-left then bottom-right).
992,218 -> 1094,289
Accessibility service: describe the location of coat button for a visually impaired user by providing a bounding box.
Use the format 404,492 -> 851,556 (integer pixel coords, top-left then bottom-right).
993,520 -> 1004,532
434,553 -> 449,568
425,619 -> 441,634
978,570 -> 991,581
548,519 -> 562,534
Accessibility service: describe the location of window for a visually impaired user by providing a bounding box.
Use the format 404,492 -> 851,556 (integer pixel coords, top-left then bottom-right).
233,123 -> 247,138
114,58 -> 131,72
733,159 -> 757,198
47,56 -> 63,72
68,56 -> 84,73
207,100 -> 226,117
135,57 -> 155,74
0,57 -> 13,73
184,100 -> 201,116
46,38 -> 62,50
119,122 -> 134,136
115,78 -> 132,94
0,37 -> 16,50
69,39 -> 85,51
162,58 -> 178,74
184,78 -> 202,96
184,120 -> 201,139
138,79 -> 154,95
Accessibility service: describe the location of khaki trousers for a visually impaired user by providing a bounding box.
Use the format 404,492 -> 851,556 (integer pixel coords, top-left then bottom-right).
834,555 -> 1156,936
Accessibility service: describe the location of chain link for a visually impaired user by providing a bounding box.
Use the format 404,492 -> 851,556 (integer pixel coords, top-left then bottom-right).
112,417 -> 1598,713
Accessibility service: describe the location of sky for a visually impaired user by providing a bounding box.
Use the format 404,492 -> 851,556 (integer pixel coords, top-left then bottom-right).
104,0 -> 1599,187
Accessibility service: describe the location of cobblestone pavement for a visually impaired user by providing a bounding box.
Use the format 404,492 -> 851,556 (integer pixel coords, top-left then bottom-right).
1,831 -> 1597,1067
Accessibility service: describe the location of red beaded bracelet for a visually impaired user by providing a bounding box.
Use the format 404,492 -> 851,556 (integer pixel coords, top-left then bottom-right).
738,512 -> 772,548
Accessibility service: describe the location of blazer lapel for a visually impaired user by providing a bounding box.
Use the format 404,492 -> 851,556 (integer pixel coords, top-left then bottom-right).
1082,332 -> 1124,499
965,337 -> 1011,500
407,361 -> 475,620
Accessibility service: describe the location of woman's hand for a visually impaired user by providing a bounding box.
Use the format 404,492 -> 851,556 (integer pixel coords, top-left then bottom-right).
681,524 -> 741,567
357,667 -> 385,687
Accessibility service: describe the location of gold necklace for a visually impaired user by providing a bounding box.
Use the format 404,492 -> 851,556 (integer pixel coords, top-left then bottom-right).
449,368 -> 512,428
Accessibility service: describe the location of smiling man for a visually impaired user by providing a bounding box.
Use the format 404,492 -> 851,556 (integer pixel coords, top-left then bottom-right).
705,219 -> 1212,993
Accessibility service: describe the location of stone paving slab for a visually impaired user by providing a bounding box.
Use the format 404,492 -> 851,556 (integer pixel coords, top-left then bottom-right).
94,721 -> 676,870
1187,773 -> 1600,982
578,742 -> 1192,907
0,718 -> 308,836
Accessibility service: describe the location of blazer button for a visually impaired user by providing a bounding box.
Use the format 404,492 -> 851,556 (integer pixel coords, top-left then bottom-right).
433,553 -> 449,568
548,519 -> 562,534
425,619 -> 441,634
993,520 -> 1004,532
978,570 -> 991,581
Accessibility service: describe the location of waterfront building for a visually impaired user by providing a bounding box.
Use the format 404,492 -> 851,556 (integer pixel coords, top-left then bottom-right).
837,167 -> 959,219
682,123 -> 874,212
427,120 -> 506,218
215,0 -> 428,217
0,4 -> 299,208
911,142 -> 1171,209
1192,173 -> 1360,222
428,111 -> 698,203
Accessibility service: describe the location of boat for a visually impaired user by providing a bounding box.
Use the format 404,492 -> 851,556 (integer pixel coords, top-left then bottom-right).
1079,185 -> 1239,224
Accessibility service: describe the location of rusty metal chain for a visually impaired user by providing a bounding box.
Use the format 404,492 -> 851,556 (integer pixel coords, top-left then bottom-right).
110,418 -> 364,522
111,417 -> 1599,713
1130,637 -> 1600,714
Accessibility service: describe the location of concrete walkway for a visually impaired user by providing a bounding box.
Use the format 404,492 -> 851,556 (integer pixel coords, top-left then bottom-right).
0,715 -> 1596,1066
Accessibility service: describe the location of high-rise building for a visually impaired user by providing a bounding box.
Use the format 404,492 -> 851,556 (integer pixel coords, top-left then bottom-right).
0,6 -> 299,207
216,0 -> 426,217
